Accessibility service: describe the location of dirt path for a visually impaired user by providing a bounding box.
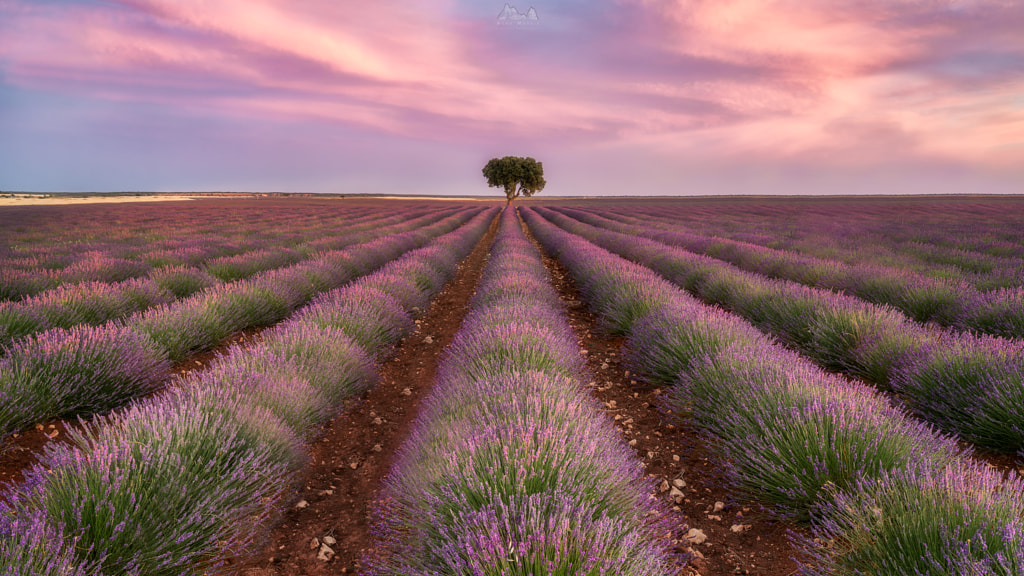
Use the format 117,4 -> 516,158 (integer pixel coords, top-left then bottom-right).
233,218 -> 498,575
521,216 -> 806,576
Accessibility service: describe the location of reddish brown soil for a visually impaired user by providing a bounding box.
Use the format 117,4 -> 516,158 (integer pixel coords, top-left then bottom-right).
0,327 -> 266,500
170,326 -> 269,376
966,446 -> 1023,478
523,220 -> 807,576
231,217 -> 499,575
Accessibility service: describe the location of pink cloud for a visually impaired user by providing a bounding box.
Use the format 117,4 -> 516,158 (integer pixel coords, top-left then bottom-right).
1,0 -> 1022,173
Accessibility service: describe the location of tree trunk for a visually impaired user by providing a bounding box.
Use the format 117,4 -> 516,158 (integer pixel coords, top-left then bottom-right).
506,184 -> 521,207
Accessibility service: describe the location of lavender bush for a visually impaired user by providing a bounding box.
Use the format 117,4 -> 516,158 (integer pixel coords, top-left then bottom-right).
149,265 -> 218,298
437,320 -> 585,383
131,297 -> 235,362
0,509 -> 94,576
467,273 -> 562,309
0,279 -> 173,349
293,286 -> 414,355
261,321 -> 378,406
625,299 -> 763,384
0,324 -> 169,438
0,268 -> 58,301
0,304 -> 49,350
674,342 -> 959,518
60,253 -> 151,284
798,460 -> 1024,575
358,271 -> 433,312
895,334 -> 1024,452
6,387 -> 300,576
967,287 -> 1024,340
204,248 -> 302,282
805,299 -> 928,385
197,356 -> 336,438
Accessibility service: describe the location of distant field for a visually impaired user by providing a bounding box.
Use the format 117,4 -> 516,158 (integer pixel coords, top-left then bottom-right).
0,192 -> 498,206
0,194 -> 200,206
2,195 -> 1023,575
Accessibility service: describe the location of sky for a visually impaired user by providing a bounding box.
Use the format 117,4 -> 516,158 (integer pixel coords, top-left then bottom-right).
1,0 -> 1023,196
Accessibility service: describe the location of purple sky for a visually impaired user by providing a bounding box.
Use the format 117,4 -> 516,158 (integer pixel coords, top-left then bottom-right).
1,0 -> 1023,196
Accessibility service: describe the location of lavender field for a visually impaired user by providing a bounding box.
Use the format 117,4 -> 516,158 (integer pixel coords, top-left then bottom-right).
2,195 -> 1023,575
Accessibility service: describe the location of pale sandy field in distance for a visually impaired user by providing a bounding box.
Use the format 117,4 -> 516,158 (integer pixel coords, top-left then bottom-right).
0,194 -> 495,206
0,195 -> 198,206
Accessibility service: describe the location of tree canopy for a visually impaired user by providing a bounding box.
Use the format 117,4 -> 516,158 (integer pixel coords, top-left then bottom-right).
482,156 -> 546,205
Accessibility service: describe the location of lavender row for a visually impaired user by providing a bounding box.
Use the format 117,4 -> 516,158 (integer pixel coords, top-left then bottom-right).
555,206 -> 1024,339
0,203 -> 411,299
366,208 -> 677,574
523,209 -> 1024,575
591,198 -> 1024,288
534,207 -> 1024,454
110,207 -> 475,362
0,203 -> 451,302
0,202 -> 399,272
0,208 -> 458,349
0,208 -> 497,576
0,208 -> 484,446
522,209 -> 960,512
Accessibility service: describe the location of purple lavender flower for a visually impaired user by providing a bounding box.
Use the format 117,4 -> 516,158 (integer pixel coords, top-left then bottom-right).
0,268 -> 58,301
625,299 -> 763,385
205,248 -> 302,282
149,265 -> 218,298
437,320 -> 585,383
0,507 -> 95,576
292,285 -> 414,355
199,352 -> 335,439
798,459 -> 1024,575
262,320 -> 378,405
130,297 -> 230,362
0,303 -> 50,350
0,324 -> 169,437
4,382 -> 300,576
895,333 -> 1024,452
26,278 -> 173,329
60,253 -> 151,284
968,286 -> 1024,340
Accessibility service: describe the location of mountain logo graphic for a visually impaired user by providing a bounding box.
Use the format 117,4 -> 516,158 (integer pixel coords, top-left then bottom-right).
496,3 -> 539,24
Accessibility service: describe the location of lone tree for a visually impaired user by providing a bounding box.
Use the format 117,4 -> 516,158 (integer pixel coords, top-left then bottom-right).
482,156 -> 546,205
